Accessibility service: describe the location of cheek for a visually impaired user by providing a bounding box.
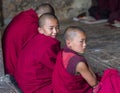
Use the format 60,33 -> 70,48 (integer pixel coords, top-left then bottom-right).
45,30 -> 52,35
77,44 -> 83,50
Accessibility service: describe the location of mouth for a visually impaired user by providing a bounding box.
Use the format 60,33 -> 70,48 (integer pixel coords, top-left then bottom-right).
51,35 -> 56,38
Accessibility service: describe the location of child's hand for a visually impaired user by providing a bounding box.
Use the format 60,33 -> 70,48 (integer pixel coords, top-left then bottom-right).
93,82 -> 102,93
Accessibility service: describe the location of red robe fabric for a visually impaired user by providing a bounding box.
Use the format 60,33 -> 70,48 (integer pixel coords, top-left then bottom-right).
89,0 -> 120,23
2,9 -> 38,76
14,33 -> 60,93
98,0 -> 120,23
52,50 -> 93,93
94,68 -> 120,93
98,0 -> 119,12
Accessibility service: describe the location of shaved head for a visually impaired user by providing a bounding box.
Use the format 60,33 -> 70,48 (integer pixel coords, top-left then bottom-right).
64,26 -> 85,41
38,13 -> 58,27
35,3 -> 55,17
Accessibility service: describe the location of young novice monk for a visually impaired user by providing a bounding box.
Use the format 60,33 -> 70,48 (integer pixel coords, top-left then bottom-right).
52,26 -> 120,93
2,3 -> 55,77
52,26 -> 99,93
14,13 -> 60,93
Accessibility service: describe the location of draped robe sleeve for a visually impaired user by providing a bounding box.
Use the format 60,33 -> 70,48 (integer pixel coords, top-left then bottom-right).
15,34 -> 60,93
95,68 -> 120,93
2,9 -> 38,76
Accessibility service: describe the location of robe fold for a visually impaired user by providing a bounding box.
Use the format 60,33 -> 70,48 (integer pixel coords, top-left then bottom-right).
14,33 -> 60,93
2,9 -> 38,76
96,68 -> 120,93
52,50 -> 93,93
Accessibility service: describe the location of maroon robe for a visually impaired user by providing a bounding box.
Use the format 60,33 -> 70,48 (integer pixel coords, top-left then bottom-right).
89,0 -> 120,23
94,68 -> 120,93
98,0 -> 119,12
2,9 -> 38,76
14,33 -> 60,93
99,0 -> 120,23
52,50 -> 93,93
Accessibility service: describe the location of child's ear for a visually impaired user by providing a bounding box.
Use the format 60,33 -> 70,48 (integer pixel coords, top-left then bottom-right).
38,27 -> 44,34
66,40 -> 71,48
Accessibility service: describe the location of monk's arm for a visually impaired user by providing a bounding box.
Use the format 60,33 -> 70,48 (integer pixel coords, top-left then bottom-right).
76,62 -> 98,87
89,66 -> 97,79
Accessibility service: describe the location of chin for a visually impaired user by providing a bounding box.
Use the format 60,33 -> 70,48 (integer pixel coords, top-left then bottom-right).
80,51 -> 85,54
51,36 -> 56,38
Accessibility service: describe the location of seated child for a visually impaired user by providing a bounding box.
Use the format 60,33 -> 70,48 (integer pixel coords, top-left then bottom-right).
14,13 -> 60,93
52,26 -> 120,93
52,26 -> 99,93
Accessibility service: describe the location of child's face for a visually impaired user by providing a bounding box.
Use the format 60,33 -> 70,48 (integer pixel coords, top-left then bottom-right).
38,18 -> 59,38
69,31 -> 86,54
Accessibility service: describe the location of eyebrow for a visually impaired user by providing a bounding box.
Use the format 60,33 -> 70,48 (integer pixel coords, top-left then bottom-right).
48,25 -> 59,27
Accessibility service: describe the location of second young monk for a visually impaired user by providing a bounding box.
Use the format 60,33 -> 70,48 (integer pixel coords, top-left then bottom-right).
52,26 -> 98,93
52,26 -> 120,93
14,13 -> 60,93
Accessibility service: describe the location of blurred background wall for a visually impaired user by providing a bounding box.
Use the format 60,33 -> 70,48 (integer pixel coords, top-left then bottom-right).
0,0 -> 95,26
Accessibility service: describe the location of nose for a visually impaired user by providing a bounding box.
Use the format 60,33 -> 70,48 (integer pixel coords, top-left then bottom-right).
53,27 -> 59,34
53,28 -> 57,34
83,41 -> 86,48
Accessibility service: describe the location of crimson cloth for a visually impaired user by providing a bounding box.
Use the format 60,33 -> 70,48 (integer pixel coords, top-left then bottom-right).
14,33 -> 60,93
89,0 -> 120,23
98,0 -> 120,23
2,9 -> 38,76
95,68 -> 120,93
52,50 -> 93,93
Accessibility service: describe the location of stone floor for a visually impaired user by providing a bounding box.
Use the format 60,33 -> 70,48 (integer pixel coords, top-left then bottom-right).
0,19 -> 120,92
58,19 -> 120,75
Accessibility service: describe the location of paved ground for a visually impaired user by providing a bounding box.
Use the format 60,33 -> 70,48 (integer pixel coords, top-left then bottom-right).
0,19 -> 120,92
58,19 -> 120,75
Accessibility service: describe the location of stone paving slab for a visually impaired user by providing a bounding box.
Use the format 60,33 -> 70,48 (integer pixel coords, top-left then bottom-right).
0,48 -> 4,77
